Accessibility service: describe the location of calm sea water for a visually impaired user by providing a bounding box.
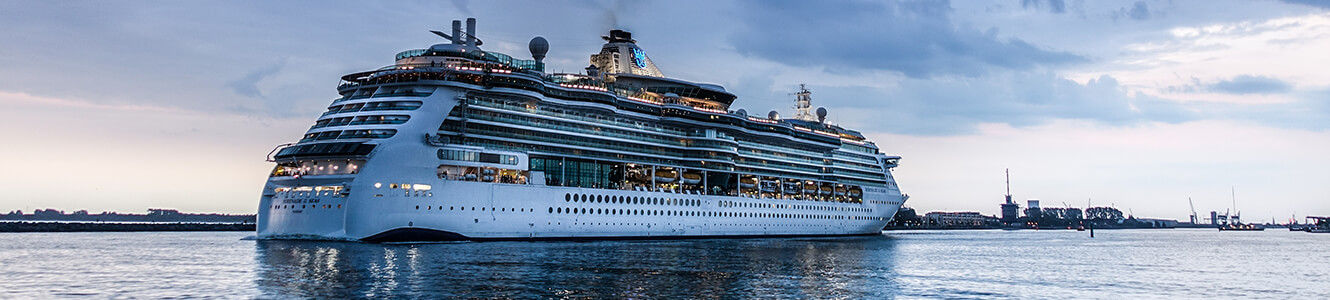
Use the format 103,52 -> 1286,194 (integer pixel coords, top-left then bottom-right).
0,229 -> 1325,299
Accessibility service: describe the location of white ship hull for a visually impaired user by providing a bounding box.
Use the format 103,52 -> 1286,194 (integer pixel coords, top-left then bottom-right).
258,178 -> 902,242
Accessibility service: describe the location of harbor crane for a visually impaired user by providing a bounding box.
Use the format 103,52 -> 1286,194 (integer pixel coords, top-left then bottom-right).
1188,197 -> 1198,224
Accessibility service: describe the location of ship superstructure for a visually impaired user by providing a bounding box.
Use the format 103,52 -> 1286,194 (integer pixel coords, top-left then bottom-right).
257,19 -> 908,242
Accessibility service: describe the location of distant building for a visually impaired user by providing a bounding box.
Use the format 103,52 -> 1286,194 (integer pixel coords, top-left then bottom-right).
924,212 -> 987,227
1086,207 -> 1125,220
1041,207 -> 1083,220
147,209 -> 181,216
1001,202 -> 1020,223
1024,199 -> 1042,220
999,169 -> 1020,223
885,207 -> 922,228
1137,218 -> 1178,228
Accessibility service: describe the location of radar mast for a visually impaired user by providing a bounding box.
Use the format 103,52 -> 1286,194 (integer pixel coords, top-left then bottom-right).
792,84 -> 816,122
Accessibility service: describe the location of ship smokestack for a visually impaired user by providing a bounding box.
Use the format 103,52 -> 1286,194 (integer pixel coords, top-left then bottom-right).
451,20 -> 462,44
466,18 -> 477,47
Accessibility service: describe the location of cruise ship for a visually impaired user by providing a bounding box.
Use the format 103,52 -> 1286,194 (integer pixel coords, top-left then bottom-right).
257,18 -> 908,242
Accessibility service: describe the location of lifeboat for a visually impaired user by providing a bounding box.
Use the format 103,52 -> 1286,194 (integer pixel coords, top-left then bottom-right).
759,177 -> 779,193
681,171 -> 702,185
819,184 -> 833,196
627,169 -> 651,183
834,185 -> 848,196
739,176 -> 758,189
848,186 -> 863,198
654,168 -> 678,183
782,179 -> 801,194
802,182 -> 818,195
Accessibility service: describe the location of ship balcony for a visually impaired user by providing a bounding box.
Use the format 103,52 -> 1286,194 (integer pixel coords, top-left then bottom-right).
464,99 -> 699,137
271,159 -> 365,177
737,149 -> 828,166
733,159 -> 823,174
298,129 -> 397,143
333,91 -> 433,103
736,141 -> 830,158
736,152 -> 828,171
311,115 -> 410,129
460,119 -> 738,155
320,101 -> 423,117
449,131 -> 737,168
831,163 -> 887,175
462,114 -> 736,150
270,142 -> 376,162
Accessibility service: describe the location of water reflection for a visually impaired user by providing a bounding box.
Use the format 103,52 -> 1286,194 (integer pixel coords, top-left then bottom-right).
253,235 -> 901,298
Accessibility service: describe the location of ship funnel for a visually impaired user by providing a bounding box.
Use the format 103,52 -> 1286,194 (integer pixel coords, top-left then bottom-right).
451,20 -> 462,44
466,18 -> 477,47
604,29 -> 635,43
589,29 -> 663,77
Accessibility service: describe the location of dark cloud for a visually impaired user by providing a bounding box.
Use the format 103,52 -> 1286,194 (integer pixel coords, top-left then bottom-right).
1129,2 -> 1150,20
1048,0 -> 1066,13
227,60 -> 286,99
0,1 -> 605,119
1195,91 -> 1330,131
1021,0 -> 1039,9
773,73 -> 1195,135
1022,0 -> 1066,13
583,0 -> 646,31
729,0 -> 1086,78
1281,0 -> 1330,9
1113,1 -> 1151,21
1209,75 -> 1291,94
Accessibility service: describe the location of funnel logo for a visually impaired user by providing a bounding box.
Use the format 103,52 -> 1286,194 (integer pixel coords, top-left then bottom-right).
632,47 -> 647,69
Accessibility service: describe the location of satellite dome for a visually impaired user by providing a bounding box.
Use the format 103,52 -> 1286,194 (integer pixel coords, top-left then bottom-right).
735,109 -> 747,117
768,111 -> 780,120
816,107 -> 827,123
528,36 -> 549,62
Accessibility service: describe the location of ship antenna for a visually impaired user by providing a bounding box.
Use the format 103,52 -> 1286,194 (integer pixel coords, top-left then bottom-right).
1005,168 -> 1011,201
790,84 -> 816,121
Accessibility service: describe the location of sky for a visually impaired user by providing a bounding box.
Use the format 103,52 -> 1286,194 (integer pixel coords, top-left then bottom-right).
1,0 -> 1327,222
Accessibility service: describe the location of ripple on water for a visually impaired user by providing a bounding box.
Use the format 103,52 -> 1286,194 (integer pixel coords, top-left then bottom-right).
0,230 -> 1327,298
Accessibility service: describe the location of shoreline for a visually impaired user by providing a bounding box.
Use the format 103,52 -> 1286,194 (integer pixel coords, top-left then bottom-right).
0,221 -> 255,232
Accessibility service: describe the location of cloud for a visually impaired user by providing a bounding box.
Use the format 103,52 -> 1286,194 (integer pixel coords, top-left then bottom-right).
1113,1 -> 1151,21
804,72 -> 1194,135
1198,92 -> 1330,130
728,0 -> 1086,78
1281,0 -> 1330,9
1048,0 -> 1066,14
227,59 -> 286,99
449,0 -> 472,15
1209,75 -> 1292,94
1021,0 -> 1066,14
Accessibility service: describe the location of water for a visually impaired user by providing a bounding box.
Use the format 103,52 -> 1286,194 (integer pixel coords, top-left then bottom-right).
0,229 -> 1325,299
